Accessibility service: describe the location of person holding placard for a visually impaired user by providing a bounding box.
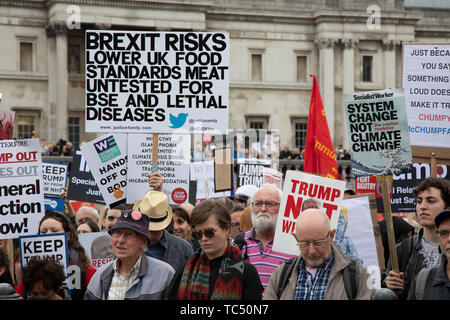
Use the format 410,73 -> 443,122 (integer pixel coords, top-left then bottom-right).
264,209 -> 373,300
384,177 -> 450,299
166,200 -> 263,300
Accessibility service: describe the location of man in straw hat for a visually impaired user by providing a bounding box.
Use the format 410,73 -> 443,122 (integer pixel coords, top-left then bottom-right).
134,190 -> 195,272
84,209 -> 175,300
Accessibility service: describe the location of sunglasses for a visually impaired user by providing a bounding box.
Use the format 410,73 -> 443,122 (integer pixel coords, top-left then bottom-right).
192,227 -> 219,240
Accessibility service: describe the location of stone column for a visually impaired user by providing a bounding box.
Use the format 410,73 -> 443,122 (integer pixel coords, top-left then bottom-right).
46,25 -> 57,142
383,40 -> 397,89
315,38 -> 337,142
341,38 -> 358,150
46,22 -> 69,141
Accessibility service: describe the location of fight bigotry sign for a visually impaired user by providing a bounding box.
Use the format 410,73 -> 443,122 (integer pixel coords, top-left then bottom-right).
272,170 -> 346,256
85,31 -> 229,134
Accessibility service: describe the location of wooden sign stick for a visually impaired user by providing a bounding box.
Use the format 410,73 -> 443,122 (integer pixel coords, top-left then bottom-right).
152,134 -> 159,174
430,152 -> 437,178
380,175 -> 399,273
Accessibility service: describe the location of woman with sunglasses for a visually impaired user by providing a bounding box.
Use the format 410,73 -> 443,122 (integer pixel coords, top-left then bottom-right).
166,200 -> 263,300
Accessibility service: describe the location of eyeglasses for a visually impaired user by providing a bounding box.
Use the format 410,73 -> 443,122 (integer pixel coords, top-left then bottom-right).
111,230 -> 137,240
251,200 -> 280,209
192,227 -> 219,240
436,229 -> 450,238
230,222 -> 240,228
297,232 -> 330,249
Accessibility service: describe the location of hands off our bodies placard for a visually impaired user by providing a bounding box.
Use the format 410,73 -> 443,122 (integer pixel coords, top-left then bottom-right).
85,31 -> 229,134
80,133 -> 128,206
344,89 -> 412,177
272,171 -> 346,256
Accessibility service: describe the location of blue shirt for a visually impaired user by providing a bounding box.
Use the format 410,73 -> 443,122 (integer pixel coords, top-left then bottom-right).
294,251 -> 334,300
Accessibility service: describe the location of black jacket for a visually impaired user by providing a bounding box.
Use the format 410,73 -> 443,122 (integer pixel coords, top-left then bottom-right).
383,229 -> 425,300
407,255 -> 450,300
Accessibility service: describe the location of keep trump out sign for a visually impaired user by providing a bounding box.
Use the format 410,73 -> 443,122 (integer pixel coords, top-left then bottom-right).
273,170 -> 346,256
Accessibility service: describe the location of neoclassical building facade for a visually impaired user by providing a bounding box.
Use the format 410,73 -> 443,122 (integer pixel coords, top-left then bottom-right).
1,0 -> 449,150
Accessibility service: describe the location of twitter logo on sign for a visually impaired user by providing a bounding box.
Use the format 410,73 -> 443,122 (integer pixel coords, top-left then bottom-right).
169,113 -> 188,129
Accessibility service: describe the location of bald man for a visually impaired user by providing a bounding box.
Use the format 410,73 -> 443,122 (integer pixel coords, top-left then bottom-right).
264,209 -> 373,300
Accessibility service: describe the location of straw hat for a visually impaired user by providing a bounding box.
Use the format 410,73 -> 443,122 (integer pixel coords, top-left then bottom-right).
133,190 -> 173,231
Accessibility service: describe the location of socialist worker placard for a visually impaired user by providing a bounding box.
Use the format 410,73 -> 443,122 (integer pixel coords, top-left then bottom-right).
344,89 -> 412,178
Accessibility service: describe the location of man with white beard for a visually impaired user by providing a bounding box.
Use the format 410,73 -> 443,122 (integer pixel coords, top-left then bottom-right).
233,184 -> 295,294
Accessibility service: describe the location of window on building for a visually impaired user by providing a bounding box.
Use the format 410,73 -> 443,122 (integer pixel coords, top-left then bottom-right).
362,55 -> 373,82
68,117 -> 80,148
20,42 -> 33,72
293,119 -> 308,151
68,45 -> 81,73
16,115 -> 35,138
246,116 -> 268,131
296,56 -> 307,82
251,54 -> 262,81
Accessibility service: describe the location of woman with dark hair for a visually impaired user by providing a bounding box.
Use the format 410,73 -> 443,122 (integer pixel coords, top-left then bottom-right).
166,200 -> 263,300
22,257 -> 68,300
77,219 -> 101,234
172,206 -> 200,252
16,211 -> 96,300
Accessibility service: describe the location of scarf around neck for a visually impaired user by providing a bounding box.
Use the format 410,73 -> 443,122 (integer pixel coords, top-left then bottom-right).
177,242 -> 244,300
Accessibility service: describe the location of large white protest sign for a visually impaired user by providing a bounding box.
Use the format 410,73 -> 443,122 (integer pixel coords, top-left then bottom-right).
190,160 -> 231,200
273,170 -> 346,256
127,133 -> 190,205
0,139 -> 45,239
80,133 -> 128,206
85,31 -> 229,134
344,89 -> 412,177
342,195 -> 382,289
402,44 -> 450,148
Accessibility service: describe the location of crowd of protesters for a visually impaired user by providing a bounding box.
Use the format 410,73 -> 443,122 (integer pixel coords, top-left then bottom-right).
0,169 -> 449,301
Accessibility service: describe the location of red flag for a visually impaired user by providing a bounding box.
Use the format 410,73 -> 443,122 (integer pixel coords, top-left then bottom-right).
303,75 -> 338,179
